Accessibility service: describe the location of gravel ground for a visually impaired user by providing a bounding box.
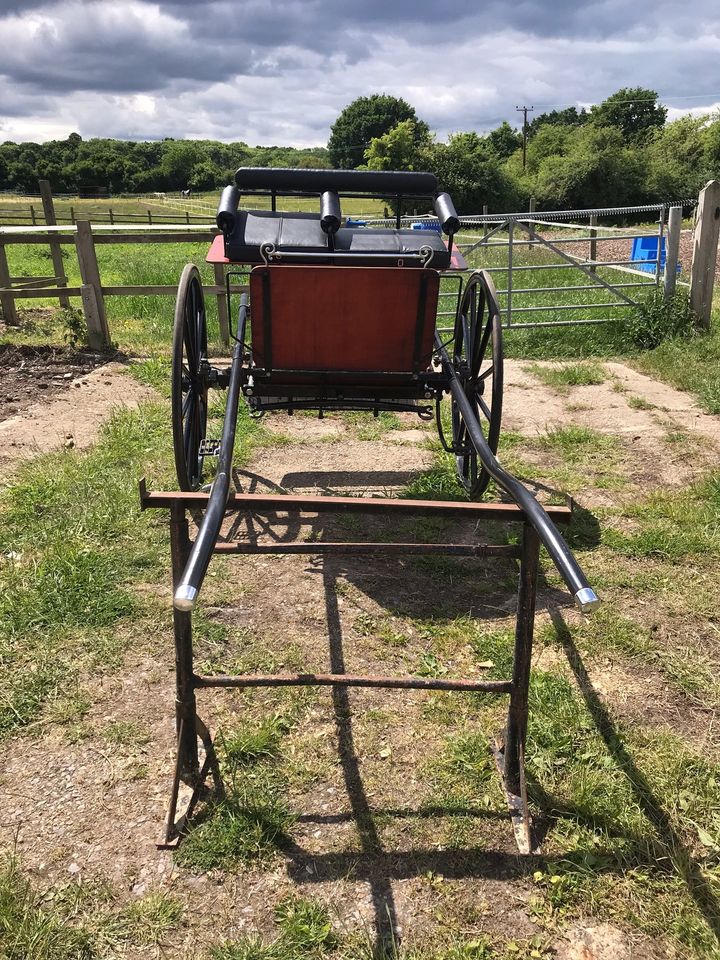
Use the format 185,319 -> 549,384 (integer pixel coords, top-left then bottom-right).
542,228 -> 709,282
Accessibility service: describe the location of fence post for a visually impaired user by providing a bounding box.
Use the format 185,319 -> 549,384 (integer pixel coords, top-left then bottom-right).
74,220 -> 111,351
0,242 -> 19,326
148,209 -> 153,224
38,179 -> 71,309
589,214 -> 597,273
213,264 -> 230,346
664,206 -> 682,299
690,180 -> 720,329
109,208 -> 114,225
483,203 -> 489,240
528,197 -> 536,241
30,204 -> 37,226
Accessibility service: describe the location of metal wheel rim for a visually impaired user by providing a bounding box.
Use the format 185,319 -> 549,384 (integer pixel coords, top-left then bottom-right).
451,270 -> 504,498
172,264 -> 208,491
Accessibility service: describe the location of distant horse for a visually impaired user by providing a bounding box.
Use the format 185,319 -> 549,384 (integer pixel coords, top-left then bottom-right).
181,188 -> 192,198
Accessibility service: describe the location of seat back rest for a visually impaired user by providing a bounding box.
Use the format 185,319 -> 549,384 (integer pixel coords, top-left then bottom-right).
235,166 -> 438,197
249,265 -> 440,375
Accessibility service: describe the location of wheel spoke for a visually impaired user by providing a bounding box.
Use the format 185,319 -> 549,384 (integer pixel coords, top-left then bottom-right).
478,396 -> 492,421
478,364 -> 494,381
184,391 -> 196,463
183,319 -> 196,373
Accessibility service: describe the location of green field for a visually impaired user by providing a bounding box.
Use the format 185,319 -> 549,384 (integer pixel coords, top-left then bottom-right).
3,217 -> 718,415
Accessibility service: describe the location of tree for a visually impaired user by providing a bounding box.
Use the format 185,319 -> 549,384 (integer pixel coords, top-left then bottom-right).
527,107 -> 586,138
533,126 -> 643,208
644,116 -> 707,200
160,140 -> 205,189
428,132 -> 519,213
590,87 -> 667,141
487,122 -> 522,161
702,111 -> 720,177
363,119 -> 431,171
327,94 -> 428,168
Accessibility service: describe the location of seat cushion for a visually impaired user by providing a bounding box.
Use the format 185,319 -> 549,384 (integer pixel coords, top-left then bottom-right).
225,210 -> 326,262
224,210 -> 450,268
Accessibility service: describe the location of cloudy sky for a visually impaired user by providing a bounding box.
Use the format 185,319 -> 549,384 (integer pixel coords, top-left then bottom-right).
1,0 -> 719,145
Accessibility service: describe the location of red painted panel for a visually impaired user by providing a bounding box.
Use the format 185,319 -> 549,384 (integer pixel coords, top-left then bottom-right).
249,266 -> 440,372
206,234 -> 229,263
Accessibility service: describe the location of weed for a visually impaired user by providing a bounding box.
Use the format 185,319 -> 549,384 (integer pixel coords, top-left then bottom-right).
527,362 -> 606,392
174,785 -> 293,871
0,858 -> 95,959
620,288 -> 695,350
537,425 -> 617,463
60,307 -> 89,349
627,394 -> 655,410
210,896 -> 336,959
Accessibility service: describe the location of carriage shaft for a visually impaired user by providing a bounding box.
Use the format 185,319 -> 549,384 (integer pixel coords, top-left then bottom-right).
434,333 -> 599,613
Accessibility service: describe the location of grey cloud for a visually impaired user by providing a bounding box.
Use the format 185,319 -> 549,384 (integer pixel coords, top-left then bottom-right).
1,0 -> 719,145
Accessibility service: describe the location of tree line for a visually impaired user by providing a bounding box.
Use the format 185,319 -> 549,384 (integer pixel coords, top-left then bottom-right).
1,87 -> 718,213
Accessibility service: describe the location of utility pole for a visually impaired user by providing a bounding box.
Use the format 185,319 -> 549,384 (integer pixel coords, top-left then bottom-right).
516,105 -> 534,171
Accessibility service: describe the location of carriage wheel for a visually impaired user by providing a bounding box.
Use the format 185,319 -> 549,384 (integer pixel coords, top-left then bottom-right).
451,270 -> 504,498
172,264 -> 209,491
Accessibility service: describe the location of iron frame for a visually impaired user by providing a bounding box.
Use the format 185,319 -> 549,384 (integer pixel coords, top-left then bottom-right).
141,483 -> 568,855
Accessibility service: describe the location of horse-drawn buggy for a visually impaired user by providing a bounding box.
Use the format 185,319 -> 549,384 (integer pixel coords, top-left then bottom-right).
141,167 -> 598,852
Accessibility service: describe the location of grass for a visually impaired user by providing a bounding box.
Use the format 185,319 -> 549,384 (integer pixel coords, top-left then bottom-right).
0,402 -> 169,738
211,896 -> 337,960
602,472 -> 720,560
0,857 -> 184,958
175,712 -> 303,872
526,361 -> 607,391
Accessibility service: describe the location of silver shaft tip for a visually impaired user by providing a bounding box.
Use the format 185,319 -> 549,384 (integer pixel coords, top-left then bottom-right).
575,586 -> 600,613
174,584 -> 198,611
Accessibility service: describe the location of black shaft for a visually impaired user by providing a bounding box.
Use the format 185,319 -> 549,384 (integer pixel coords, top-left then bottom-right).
435,333 -> 596,607
174,295 -> 247,610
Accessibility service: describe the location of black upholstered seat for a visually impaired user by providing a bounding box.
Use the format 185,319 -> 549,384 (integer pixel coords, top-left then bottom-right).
224,210 -> 450,268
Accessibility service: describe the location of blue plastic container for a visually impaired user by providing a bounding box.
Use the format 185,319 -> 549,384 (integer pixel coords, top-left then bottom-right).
630,236 -> 681,274
345,218 -> 367,228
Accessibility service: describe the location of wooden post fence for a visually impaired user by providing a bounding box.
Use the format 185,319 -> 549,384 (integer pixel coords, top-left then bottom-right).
664,206 -> 682,299
74,220 -> 111,351
0,242 -> 18,326
38,179 -> 71,309
690,180 -> 720,330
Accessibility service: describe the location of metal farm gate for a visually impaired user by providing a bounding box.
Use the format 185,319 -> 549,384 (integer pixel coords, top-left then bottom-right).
376,202 -> 691,333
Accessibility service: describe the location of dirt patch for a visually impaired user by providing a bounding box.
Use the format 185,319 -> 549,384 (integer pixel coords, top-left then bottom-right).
0,343 -> 108,420
557,922 -> 668,960
0,357 -> 158,464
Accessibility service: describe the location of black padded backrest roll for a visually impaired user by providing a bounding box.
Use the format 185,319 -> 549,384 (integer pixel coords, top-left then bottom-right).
234,166 -> 438,196
217,185 -> 240,233
320,191 -> 341,234
434,192 -> 460,235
